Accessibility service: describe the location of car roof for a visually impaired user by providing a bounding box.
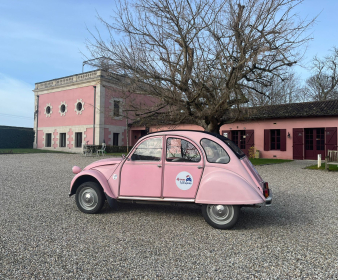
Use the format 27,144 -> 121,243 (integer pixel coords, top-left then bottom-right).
144,129 -> 230,141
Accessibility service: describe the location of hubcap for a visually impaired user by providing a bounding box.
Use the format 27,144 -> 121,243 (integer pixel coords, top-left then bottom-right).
78,187 -> 98,210
207,205 -> 234,225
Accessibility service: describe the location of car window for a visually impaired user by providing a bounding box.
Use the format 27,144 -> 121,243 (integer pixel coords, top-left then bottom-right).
166,137 -> 201,162
201,138 -> 230,164
131,137 -> 162,161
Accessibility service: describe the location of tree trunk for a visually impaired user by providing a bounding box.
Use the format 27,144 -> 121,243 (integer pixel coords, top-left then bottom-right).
205,121 -> 221,135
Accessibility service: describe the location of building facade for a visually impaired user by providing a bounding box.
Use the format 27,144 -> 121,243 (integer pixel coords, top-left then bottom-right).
220,101 -> 338,160
33,70 -> 138,152
33,71 -> 338,159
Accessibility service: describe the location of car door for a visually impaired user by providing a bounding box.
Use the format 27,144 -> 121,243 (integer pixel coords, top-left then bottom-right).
119,136 -> 164,197
162,136 -> 204,199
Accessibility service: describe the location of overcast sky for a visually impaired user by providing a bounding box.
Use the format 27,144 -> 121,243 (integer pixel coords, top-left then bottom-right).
0,0 -> 337,128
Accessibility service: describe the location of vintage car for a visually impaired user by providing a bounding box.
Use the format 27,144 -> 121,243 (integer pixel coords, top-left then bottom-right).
70,130 -> 272,229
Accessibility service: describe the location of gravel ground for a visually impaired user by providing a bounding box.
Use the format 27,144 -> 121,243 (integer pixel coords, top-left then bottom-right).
0,154 -> 337,279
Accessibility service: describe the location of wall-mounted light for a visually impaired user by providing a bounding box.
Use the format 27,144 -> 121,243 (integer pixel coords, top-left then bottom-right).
287,132 -> 291,138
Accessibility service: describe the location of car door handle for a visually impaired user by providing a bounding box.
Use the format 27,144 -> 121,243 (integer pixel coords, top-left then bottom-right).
157,164 -> 162,168
197,166 -> 203,169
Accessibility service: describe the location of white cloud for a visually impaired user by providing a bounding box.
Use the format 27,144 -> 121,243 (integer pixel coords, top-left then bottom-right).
0,73 -> 34,128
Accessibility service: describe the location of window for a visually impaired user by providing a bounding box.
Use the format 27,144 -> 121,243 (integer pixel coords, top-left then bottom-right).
114,101 -> 120,117
113,133 -> 119,146
166,138 -> 201,162
131,137 -> 162,161
45,133 -> 52,147
201,139 -> 230,164
44,103 -> 52,117
59,102 -> 67,116
75,132 -> 82,148
59,133 -> 66,147
75,99 -> 84,115
270,129 -> 281,150
76,102 -> 82,111
264,129 -> 286,151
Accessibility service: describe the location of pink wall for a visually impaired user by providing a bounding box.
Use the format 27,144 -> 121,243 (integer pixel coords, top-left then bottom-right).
104,87 -> 162,126
37,130 -> 44,148
84,128 -> 93,145
122,129 -> 127,146
104,128 -> 110,144
38,86 -> 95,127
104,87 -> 126,126
220,117 -> 338,159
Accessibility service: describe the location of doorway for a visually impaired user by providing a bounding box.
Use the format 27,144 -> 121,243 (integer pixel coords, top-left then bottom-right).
304,128 -> 325,160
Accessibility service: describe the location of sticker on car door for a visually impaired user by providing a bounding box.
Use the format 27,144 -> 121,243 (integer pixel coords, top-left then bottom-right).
176,171 -> 193,190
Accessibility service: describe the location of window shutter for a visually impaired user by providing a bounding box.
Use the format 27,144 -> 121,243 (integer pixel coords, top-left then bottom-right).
325,127 -> 337,153
264,129 -> 270,151
280,129 -> 286,151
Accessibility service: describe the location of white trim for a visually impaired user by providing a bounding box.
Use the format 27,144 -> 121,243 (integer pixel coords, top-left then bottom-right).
58,101 -> 68,116
75,99 -> 85,115
44,103 -> 52,117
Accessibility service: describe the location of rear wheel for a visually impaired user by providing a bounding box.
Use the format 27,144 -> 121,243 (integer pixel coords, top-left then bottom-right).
75,182 -> 104,214
202,204 -> 239,229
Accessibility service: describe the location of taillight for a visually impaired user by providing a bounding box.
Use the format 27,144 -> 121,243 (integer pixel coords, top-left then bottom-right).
263,182 -> 269,198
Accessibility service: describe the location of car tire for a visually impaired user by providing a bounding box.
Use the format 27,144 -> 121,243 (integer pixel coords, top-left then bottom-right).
75,182 -> 105,214
202,204 -> 240,229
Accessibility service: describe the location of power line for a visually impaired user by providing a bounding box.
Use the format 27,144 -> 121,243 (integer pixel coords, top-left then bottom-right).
0,113 -> 32,120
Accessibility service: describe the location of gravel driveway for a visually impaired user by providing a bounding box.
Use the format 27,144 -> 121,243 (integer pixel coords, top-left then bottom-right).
0,154 -> 337,279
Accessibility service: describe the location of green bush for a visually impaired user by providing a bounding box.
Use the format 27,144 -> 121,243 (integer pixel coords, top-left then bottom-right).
105,145 -> 133,153
0,126 -> 34,149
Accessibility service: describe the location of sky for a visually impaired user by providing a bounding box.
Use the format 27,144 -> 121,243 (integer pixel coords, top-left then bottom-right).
0,0 -> 337,128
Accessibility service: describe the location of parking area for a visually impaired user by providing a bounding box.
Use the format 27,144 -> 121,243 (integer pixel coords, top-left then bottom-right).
0,154 -> 337,279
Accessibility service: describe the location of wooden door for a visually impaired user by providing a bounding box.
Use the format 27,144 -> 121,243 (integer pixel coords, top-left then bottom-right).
304,128 -> 325,160
293,128 -> 304,160
244,130 -> 254,157
325,127 -> 337,156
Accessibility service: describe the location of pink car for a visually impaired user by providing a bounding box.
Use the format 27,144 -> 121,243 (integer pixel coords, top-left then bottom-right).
70,130 -> 272,229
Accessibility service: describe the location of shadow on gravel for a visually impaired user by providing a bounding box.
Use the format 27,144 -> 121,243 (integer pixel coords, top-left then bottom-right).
100,201 -> 201,217
96,199 -> 310,230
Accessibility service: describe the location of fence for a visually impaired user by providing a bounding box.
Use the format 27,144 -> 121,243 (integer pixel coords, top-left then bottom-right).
0,126 -> 34,149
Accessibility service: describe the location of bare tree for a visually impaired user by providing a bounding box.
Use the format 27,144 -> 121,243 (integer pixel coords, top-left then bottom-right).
247,71 -> 302,106
303,47 -> 338,101
86,0 -> 314,133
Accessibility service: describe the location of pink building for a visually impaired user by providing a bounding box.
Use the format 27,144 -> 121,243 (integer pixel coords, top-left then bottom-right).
33,70 -> 144,152
220,100 -> 338,160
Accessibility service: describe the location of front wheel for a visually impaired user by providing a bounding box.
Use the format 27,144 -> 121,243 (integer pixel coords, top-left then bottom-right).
202,204 -> 240,229
75,182 -> 104,214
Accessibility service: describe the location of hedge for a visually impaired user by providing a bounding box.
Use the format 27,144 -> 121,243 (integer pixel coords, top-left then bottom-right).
0,126 -> 34,149
105,145 -> 133,153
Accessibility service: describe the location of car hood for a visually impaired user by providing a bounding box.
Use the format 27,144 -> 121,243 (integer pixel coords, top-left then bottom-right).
83,158 -> 122,170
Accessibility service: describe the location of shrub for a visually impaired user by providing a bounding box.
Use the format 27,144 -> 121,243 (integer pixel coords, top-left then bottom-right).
105,145 -> 133,153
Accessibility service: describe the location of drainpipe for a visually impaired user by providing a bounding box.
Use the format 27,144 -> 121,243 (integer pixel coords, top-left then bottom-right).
93,86 -> 96,145
35,95 -> 39,148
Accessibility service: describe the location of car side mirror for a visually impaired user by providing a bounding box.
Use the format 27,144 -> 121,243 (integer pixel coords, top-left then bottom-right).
122,154 -> 126,159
